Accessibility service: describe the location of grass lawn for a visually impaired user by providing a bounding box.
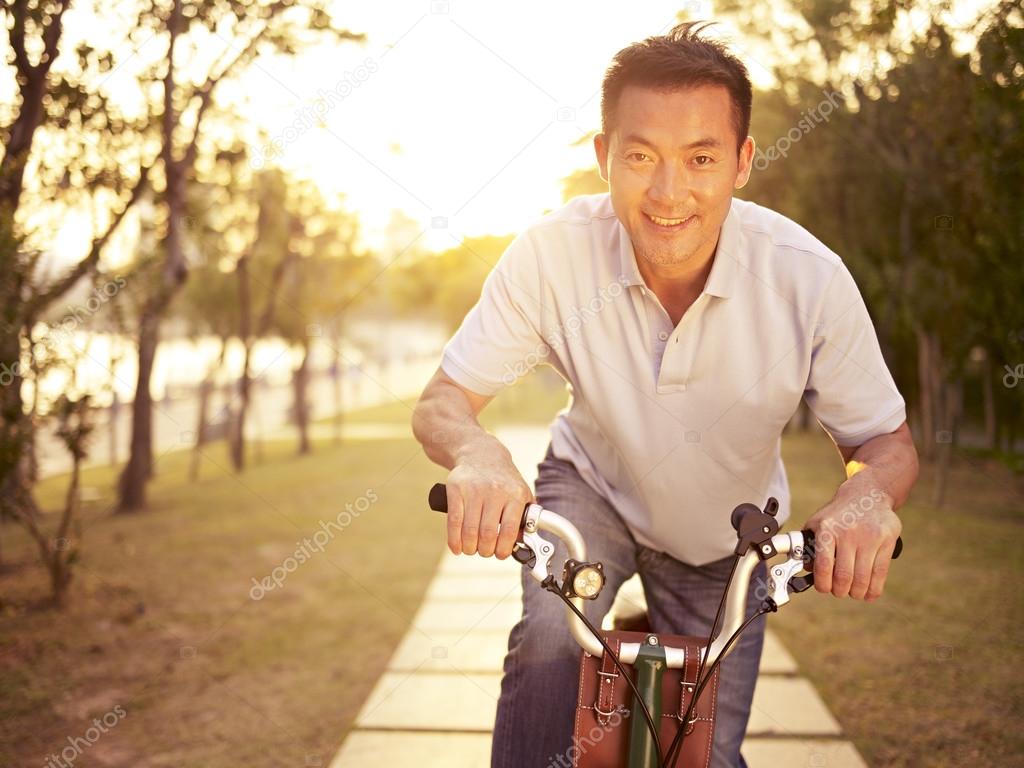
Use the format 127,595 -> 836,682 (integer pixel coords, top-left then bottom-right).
0,432 -> 450,767
332,365 -> 570,428
1,368 -> 1021,766
775,428 -> 1024,767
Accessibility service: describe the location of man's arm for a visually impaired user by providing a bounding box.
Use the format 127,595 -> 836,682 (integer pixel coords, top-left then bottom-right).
412,367 -> 534,560
803,421 -> 920,601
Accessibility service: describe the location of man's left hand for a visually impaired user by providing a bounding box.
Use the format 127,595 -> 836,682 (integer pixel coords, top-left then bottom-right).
802,489 -> 902,601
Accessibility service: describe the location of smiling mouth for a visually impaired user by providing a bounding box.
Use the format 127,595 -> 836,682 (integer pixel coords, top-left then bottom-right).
644,212 -> 697,230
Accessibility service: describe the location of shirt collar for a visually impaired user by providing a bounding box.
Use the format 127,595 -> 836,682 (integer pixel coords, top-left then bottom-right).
616,199 -> 740,299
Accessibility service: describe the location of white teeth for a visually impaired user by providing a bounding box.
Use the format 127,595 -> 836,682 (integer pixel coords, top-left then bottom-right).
648,214 -> 690,226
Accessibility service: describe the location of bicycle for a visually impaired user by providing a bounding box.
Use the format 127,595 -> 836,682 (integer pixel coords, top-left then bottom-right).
427,484 -> 902,768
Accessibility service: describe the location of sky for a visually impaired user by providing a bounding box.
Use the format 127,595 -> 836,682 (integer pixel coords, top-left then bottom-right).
5,0 -> 996,266
226,0 -> 718,254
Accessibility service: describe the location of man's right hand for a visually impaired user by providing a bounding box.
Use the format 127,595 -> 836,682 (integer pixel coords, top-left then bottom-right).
445,441 -> 534,559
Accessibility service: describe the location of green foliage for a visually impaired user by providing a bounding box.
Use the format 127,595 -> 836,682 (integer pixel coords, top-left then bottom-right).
733,0 -> 1024,446
390,234 -> 514,332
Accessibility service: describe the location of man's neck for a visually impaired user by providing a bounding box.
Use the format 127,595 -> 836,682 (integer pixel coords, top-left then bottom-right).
636,235 -> 720,323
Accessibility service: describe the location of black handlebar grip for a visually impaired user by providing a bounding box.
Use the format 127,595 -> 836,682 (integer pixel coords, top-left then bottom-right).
801,529 -> 903,563
427,484 -> 532,540
429,483 -> 448,513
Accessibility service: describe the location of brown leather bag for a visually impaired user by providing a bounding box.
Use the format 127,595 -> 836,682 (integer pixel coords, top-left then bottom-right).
572,630 -> 718,768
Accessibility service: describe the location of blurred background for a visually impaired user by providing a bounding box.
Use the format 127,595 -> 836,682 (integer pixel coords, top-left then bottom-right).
0,0 -> 1021,766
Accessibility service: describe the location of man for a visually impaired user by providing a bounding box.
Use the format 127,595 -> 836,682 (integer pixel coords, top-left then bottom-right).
412,21 -> 919,768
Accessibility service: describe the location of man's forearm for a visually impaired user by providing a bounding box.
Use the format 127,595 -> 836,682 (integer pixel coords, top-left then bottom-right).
412,387 -> 508,470
833,425 -> 920,511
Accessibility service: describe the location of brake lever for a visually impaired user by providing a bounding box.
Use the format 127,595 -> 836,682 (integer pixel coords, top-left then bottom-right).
514,503 -> 556,584
765,551 -> 810,609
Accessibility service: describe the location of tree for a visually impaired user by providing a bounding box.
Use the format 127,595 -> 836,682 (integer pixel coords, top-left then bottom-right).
719,0 -> 1023,498
1,0 -> 152,567
390,234 -> 513,333
227,168 -> 296,471
117,0 -> 364,509
270,189 -> 368,453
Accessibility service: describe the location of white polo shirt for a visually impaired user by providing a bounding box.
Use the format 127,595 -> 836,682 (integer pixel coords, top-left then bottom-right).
441,193 -> 906,566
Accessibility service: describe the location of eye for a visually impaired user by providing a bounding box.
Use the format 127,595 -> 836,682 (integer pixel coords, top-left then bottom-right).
693,155 -> 715,166
626,151 -> 651,162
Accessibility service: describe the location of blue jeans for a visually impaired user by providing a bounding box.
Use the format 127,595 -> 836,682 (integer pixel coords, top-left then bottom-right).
492,446 -> 767,768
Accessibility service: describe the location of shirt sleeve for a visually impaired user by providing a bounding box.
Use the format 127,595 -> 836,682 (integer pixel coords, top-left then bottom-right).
440,232 -> 547,396
803,261 -> 907,446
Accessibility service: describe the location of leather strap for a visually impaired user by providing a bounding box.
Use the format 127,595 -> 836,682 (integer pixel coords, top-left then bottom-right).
594,636 -> 620,724
677,642 -> 700,734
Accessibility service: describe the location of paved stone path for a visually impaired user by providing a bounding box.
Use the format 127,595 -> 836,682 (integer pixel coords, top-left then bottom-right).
330,426 -> 868,768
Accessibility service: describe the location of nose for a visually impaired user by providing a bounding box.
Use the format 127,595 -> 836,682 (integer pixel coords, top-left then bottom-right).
648,160 -> 691,209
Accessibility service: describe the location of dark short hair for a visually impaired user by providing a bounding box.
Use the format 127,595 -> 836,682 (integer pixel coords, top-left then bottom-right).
600,21 -> 752,153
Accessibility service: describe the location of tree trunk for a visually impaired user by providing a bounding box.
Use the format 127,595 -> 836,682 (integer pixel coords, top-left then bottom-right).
190,379 -> 212,481
933,377 -> 963,508
108,392 -> 120,467
108,342 -> 123,467
331,330 -> 343,444
294,340 -> 312,455
50,450 -> 81,608
116,0 -> 187,512
25,322 -> 41,483
0,321 -> 35,566
230,250 -> 253,472
229,242 -> 295,471
915,326 -> 935,462
118,310 -> 159,512
879,178 -> 916,359
230,341 -> 252,472
982,352 -> 997,451
190,337 -> 225,481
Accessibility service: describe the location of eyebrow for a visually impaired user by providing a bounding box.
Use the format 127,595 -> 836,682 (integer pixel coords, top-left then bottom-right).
620,134 -> 722,150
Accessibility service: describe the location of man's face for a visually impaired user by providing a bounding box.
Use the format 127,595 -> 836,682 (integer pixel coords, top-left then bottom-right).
594,84 -> 754,270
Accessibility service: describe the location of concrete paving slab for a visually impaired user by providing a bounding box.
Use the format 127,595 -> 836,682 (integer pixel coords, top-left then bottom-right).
358,672 -> 836,737
438,554 -> 519,577
411,595 -> 522,633
494,425 -> 550,485
389,630 -> 510,673
426,574 -> 522,600
356,672 -> 501,731
332,732 -> 865,768
329,731 -> 492,768
743,738 -> 869,768
760,630 -> 799,675
747,677 -> 842,736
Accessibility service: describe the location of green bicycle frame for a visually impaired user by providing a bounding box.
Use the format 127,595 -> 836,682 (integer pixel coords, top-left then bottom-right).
628,636 -> 667,768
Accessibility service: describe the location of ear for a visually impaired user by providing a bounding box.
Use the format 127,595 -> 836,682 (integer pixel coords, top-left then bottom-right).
734,136 -> 755,190
594,133 -> 610,183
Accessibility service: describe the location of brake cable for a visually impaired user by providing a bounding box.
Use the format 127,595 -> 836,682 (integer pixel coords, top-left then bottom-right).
541,575 -> 665,768
664,599 -> 772,766
662,553 -> 740,766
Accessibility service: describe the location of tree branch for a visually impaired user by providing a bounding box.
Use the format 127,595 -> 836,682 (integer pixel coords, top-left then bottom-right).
181,1 -> 291,169
40,0 -> 71,73
256,249 -> 297,336
27,165 -> 152,315
7,0 -> 32,75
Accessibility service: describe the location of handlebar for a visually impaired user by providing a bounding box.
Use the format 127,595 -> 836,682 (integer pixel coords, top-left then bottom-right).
427,483 -> 902,669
